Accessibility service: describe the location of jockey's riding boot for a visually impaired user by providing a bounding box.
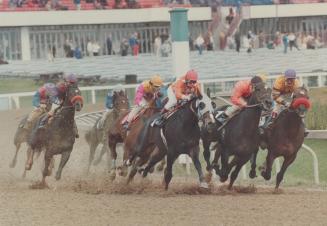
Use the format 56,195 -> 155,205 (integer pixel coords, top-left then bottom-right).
154,108 -> 169,127
122,121 -> 130,130
38,116 -> 49,129
215,112 -> 228,124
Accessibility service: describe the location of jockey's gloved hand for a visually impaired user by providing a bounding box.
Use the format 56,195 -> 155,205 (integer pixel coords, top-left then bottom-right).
182,94 -> 192,101
156,92 -> 163,98
281,100 -> 291,108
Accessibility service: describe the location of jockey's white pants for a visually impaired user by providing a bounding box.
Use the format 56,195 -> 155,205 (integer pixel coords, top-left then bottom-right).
163,86 -> 177,110
127,98 -> 148,123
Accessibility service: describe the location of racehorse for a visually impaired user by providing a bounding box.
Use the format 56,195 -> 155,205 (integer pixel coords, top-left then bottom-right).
107,98 -> 160,181
213,80 -> 272,190
11,101 -> 52,177
28,83 -> 83,188
260,86 -> 310,190
85,90 -> 129,173
129,94 -> 215,190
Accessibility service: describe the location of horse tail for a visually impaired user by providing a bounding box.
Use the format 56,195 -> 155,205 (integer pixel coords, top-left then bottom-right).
14,115 -> 28,146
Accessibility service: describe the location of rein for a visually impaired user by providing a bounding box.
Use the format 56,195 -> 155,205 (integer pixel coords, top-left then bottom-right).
245,103 -> 261,108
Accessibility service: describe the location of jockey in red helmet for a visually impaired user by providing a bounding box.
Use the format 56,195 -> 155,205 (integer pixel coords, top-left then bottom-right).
154,69 -> 201,126
216,75 -> 267,124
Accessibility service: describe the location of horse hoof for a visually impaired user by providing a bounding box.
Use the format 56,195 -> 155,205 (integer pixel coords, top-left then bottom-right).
156,164 -> 164,172
109,170 -> 116,181
149,166 -> 155,174
25,163 -> 32,171
55,175 -> 61,181
249,170 -> 257,179
205,172 -> 213,183
29,181 -> 49,189
199,182 -> 209,189
220,176 -> 228,183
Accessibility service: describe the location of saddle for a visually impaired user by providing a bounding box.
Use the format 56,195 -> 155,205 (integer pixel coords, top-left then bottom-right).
151,100 -> 189,127
121,107 -> 147,126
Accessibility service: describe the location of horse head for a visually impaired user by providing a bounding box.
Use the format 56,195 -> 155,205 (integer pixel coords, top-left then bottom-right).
290,86 -> 310,118
250,81 -> 273,111
192,93 -> 216,130
113,90 -> 129,112
64,83 -> 83,112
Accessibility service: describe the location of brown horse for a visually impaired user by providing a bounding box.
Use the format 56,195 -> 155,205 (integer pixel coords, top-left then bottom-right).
108,99 -> 160,181
85,90 -> 129,173
28,83 -> 83,188
260,86 -> 310,190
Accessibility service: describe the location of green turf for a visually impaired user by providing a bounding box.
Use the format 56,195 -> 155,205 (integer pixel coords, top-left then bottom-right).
0,78 -> 39,94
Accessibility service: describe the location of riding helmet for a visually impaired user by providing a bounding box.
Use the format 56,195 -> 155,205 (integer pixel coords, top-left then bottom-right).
284,69 -> 296,79
185,69 -> 198,81
64,74 -> 78,83
150,75 -> 163,87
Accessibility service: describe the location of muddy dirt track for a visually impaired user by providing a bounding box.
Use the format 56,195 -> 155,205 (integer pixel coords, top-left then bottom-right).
1,108 -> 327,226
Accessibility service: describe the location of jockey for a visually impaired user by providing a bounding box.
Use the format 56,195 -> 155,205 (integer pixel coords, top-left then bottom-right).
99,84 -> 125,130
23,83 -> 58,130
154,69 -> 201,126
260,69 -> 305,134
105,84 -> 124,111
215,74 -> 267,124
122,75 -> 164,129
38,74 -> 80,138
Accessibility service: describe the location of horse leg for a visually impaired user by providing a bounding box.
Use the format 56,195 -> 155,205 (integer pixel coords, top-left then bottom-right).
156,157 -> 166,172
249,149 -> 259,179
55,151 -> 71,181
142,147 -> 166,178
47,157 -> 55,176
164,153 -> 177,190
40,150 -> 52,188
119,144 -> 131,177
87,143 -> 98,173
108,140 -> 118,181
202,139 -> 211,171
228,157 -> 249,190
261,151 -> 275,181
93,144 -> 106,166
25,147 -> 34,170
211,142 -> 222,174
275,154 -> 297,190
190,146 -> 208,189
218,147 -> 229,182
104,143 -> 112,171
10,142 -> 21,168
127,156 -> 148,184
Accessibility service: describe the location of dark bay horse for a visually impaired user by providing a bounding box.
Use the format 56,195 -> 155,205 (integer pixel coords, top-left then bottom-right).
260,86 -> 310,190
28,83 -> 83,188
214,81 -> 272,190
85,90 -> 129,172
108,99 -> 160,181
130,94 -> 215,190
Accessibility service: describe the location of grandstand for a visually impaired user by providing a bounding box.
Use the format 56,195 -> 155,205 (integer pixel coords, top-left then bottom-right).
0,0 -> 326,62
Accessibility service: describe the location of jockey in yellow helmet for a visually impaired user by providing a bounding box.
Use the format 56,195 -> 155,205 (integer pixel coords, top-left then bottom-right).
123,75 -> 163,129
